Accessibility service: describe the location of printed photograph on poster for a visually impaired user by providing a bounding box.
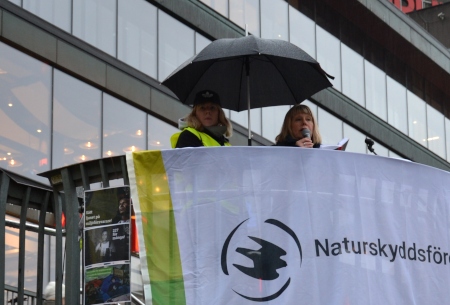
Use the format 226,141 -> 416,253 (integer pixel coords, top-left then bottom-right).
84,264 -> 131,305
84,187 -> 131,229
85,224 -> 130,266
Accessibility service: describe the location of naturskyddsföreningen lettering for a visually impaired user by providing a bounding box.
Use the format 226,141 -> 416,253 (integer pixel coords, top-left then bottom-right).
316,238 -> 449,265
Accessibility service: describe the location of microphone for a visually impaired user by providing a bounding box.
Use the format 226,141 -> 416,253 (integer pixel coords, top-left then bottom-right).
365,138 -> 377,155
302,128 -> 311,139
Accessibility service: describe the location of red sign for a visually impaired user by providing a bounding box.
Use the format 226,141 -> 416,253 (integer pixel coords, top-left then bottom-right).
388,0 -> 443,13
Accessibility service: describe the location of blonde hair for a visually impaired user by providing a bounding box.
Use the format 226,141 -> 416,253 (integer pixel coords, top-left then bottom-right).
184,104 -> 233,138
275,104 -> 322,145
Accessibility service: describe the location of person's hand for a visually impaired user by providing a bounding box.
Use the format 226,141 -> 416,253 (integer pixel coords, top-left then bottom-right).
295,138 -> 313,148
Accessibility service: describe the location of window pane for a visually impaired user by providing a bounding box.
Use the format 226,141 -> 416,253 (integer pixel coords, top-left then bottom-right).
317,107 -> 342,145
343,123 -> 367,154
446,118 -> 450,161
53,70 -> 101,168
103,93 -> 146,157
195,33 -> 211,54
148,115 -> 179,150
373,142 -> 389,157
8,0 -> 21,5
73,0 -> 117,57
200,0 -> 228,17
230,109 -> 262,136
388,150 -> 405,159
23,0 -> 71,32
289,7 -> 315,59
5,217 -> 49,290
158,10 -> 195,81
365,60 -> 387,120
230,0 -> 260,37
118,0 -> 157,78
341,44 -> 364,106
387,76 -> 407,135
262,105 -> 290,143
261,0 -> 288,40
426,104 -> 445,158
407,91 -> 427,147
316,26 -> 341,91
0,42 -> 51,184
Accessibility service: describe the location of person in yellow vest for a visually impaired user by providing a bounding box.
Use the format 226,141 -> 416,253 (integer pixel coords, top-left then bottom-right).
171,90 -> 233,148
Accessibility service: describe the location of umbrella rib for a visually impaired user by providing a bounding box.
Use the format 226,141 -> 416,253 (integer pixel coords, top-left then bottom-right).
263,55 -> 299,104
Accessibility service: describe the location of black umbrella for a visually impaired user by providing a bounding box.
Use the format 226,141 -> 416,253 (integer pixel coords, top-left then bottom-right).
162,35 -> 334,145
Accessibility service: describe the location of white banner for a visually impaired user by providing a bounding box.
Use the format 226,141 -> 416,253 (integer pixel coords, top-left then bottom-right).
127,147 -> 450,305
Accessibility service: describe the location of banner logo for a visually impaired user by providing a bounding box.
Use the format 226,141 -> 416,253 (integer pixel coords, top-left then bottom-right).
221,218 -> 302,301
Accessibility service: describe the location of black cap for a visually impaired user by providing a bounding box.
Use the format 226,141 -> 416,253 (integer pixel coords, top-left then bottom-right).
194,90 -> 221,106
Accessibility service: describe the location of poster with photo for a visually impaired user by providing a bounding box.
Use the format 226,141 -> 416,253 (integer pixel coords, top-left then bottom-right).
85,225 -> 130,266
84,187 -> 131,228
84,264 -> 131,305
83,187 -> 131,304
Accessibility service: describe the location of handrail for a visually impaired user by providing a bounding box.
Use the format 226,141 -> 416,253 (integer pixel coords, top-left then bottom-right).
5,219 -> 66,236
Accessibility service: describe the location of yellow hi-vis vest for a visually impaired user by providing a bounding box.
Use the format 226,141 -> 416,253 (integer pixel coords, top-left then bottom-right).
170,127 -> 231,148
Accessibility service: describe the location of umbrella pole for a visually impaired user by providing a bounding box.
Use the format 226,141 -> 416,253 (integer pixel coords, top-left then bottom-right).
246,57 -> 251,146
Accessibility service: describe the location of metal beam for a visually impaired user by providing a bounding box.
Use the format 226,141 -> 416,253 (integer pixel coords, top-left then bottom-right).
17,186 -> 31,305
61,168 -> 80,305
0,171 -> 10,303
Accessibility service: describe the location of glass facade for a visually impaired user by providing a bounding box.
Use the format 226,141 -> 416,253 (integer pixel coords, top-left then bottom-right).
3,0 -> 450,185
2,0 -> 450,293
0,42 -> 52,184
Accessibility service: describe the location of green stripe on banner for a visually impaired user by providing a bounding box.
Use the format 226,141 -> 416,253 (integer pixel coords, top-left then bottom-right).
132,150 -> 186,305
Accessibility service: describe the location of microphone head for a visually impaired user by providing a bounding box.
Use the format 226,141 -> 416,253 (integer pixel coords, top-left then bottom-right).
302,128 -> 311,139
365,138 -> 374,146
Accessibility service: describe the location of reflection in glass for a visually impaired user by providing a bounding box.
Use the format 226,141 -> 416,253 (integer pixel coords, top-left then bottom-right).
103,94 -> 146,157
73,0 -> 117,57
53,70 -> 101,168
158,10 -> 195,81
118,0 -> 157,78
426,105 -> 445,159
23,0 -> 72,32
260,0 -> 288,40
387,76 -> 407,135
316,26 -> 341,91
407,91 -> 427,147
341,44 -> 364,106
5,216 -> 51,291
0,42 -> 51,183
318,107 -> 342,146
289,7 -> 316,59
343,123 -> 366,154
148,115 -> 179,150
230,0 -> 260,37
365,60 -> 387,120
200,0 -> 228,17
195,33 -> 211,54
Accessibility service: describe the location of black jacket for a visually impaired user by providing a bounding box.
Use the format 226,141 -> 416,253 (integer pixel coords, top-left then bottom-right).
275,135 -> 320,148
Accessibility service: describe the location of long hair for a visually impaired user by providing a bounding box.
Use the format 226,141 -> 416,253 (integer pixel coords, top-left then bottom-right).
275,104 -> 322,144
184,105 -> 233,138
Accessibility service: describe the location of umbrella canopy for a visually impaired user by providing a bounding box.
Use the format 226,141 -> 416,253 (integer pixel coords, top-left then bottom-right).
162,35 -> 334,144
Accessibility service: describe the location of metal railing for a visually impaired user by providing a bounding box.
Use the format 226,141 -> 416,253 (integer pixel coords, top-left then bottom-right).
5,285 -> 37,305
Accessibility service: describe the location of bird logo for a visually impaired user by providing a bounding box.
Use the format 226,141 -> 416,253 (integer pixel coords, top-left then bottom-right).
233,236 -> 287,280
221,218 -> 302,302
